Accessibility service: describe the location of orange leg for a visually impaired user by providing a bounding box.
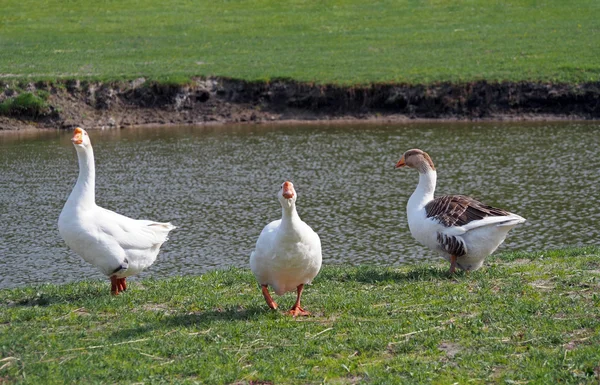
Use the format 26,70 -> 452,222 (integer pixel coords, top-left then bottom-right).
261,285 -> 278,310
110,276 -> 120,295
118,278 -> 127,292
449,255 -> 457,274
287,284 -> 310,317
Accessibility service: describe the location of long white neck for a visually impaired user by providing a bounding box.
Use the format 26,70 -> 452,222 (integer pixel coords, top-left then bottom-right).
280,201 -> 302,232
407,169 -> 436,212
66,145 -> 96,210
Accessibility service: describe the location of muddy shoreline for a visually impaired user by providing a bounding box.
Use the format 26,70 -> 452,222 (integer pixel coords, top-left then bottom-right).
1,77 -> 599,130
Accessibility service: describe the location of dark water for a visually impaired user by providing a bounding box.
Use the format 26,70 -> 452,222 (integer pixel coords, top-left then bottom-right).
1,122 -> 598,289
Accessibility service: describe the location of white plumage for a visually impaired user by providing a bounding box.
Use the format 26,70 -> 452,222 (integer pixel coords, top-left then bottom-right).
58,127 -> 175,294
250,181 -> 322,316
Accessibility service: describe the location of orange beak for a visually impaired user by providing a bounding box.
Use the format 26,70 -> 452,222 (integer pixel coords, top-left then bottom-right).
72,127 -> 83,145
282,181 -> 295,199
395,155 -> 406,168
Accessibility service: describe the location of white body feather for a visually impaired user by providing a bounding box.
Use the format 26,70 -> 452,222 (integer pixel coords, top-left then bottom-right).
58,131 -> 175,278
250,189 -> 322,296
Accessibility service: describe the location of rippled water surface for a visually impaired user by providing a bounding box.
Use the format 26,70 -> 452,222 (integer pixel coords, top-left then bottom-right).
1,122 -> 598,288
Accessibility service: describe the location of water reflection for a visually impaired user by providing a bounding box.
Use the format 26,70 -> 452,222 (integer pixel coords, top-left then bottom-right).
1,122 -> 598,288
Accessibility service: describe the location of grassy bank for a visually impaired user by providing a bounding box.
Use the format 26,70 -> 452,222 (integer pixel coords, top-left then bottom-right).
1,247 -> 599,384
1,0 -> 599,84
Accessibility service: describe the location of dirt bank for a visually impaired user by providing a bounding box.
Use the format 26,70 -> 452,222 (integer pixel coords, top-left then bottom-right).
1,77 -> 599,130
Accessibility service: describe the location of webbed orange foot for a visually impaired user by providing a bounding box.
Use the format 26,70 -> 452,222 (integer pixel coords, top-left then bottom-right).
287,305 -> 311,317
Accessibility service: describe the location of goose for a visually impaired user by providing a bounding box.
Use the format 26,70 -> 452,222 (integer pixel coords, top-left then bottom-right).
395,149 -> 525,274
58,127 -> 176,294
250,181 -> 322,316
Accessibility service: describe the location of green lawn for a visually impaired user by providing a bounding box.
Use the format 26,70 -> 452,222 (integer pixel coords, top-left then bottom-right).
1,0 -> 599,84
1,247 -> 599,384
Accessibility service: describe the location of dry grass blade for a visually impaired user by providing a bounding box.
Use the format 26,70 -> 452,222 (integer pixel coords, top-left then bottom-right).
0,357 -> 19,371
58,338 -> 150,352
310,327 -> 334,339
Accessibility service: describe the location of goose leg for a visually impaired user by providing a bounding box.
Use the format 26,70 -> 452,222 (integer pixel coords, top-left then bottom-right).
449,255 -> 457,274
110,276 -> 120,295
118,278 -> 127,292
261,285 -> 278,310
287,284 -> 310,317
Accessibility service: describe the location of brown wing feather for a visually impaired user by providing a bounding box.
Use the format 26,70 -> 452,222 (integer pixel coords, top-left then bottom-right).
425,195 -> 511,227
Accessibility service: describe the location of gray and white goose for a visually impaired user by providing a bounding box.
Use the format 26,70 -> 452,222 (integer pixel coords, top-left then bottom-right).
395,149 -> 525,273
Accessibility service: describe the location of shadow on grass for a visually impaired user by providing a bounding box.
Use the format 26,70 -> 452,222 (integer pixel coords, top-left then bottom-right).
320,264 -> 456,284
2,285 -> 107,307
108,304 -> 268,340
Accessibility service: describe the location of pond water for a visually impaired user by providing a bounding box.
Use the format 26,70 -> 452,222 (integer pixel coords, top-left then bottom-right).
1,122 -> 598,289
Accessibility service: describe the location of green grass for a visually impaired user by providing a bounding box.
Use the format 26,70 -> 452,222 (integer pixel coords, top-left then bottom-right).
1,1 -> 599,84
0,91 -> 50,117
1,247 -> 599,384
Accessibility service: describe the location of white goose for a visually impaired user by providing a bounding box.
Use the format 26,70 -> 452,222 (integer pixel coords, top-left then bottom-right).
250,181 -> 322,316
395,149 -> 525,273
58,127 -> 176,294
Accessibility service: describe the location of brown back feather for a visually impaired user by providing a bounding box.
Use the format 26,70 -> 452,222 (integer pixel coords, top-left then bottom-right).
425,195 -> 511,227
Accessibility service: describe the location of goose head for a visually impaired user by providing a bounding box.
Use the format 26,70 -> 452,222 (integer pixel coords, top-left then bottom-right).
395,149 -> 436,174
278,181 -> 297,208
71,127 -> 92,150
